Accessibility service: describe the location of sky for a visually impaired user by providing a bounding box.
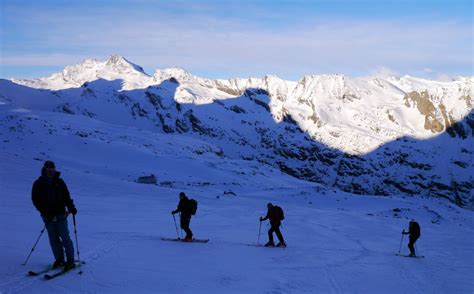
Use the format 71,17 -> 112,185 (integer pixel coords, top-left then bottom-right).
0,0 -> 473,80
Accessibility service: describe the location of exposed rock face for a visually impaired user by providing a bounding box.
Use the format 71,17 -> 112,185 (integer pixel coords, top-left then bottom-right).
38,82 -> 474,209
403,90 -> 474,138
460,94 -> 472,109
2,57 -> 473,208
404,90 -> 444,132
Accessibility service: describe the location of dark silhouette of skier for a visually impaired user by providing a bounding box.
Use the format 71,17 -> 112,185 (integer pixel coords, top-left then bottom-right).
260,203 -> 286,247
403,219 -> 421,256
171,192 -> 193,241
31,160 -> 77,270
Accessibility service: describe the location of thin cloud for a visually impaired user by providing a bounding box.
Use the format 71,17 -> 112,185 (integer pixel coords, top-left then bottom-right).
0,54 -> 89,67
1,4 -> 472,79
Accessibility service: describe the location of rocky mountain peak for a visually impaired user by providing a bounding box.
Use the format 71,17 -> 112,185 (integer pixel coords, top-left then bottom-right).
1,58 -> 473,208
153,67 -> 193,83
104,55 -> 148,75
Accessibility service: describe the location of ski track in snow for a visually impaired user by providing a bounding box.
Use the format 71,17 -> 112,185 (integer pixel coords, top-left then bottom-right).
0,76 -> 473,293
0,239 -> 117,294
1,174 -> 473,293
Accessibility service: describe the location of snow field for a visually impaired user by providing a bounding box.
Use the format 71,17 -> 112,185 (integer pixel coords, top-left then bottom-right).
0,128 -> 472,294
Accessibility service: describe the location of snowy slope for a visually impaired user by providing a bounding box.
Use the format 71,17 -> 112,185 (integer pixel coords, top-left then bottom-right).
2,55 -> 472,207
0,99 -> 473,293
11,56 -> 473,153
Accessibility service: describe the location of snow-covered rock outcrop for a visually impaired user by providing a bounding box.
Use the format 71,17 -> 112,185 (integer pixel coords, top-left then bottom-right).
1,55 -> 473,207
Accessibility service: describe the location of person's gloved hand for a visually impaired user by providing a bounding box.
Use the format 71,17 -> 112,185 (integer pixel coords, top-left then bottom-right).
259,217 -> 263,222
69,206 -> 77,215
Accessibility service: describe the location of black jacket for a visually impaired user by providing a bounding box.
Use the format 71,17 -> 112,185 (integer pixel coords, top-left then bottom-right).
32,171 -> 75,218
408,221 -> 421,238
262,206 -> 281,227
173,196 -> 192,218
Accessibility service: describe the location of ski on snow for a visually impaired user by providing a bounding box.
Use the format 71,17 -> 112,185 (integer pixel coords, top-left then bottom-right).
43,266 -> 78,280
247,244 -> 287,249
28,261 -> 85,279
27,266 -> 54,276
161,237 -> 209,243
395,253 -> 425,258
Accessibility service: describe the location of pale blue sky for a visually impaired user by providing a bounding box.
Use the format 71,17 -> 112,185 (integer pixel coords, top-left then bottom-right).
0,0 -> 472,80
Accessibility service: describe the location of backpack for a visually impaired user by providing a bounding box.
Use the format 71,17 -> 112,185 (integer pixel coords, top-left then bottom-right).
189,199 -> 198,215
274,206 -> 284,221
410,221 -> 421,236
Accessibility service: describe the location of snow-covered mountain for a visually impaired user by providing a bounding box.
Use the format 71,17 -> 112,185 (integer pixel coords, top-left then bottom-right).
1,55 -> 473,293
1,102 -> 472,293
2,55 -> 473,208
12,55 -> 152,90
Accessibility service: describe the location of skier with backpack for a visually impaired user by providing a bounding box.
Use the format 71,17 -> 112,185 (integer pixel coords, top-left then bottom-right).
260,202 -> 286,248
402,219 -> 421,257
171,192 -> 197,241
31,160 -> 77,270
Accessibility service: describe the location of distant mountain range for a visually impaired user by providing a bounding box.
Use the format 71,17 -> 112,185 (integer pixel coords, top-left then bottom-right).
2,55 -> 473,208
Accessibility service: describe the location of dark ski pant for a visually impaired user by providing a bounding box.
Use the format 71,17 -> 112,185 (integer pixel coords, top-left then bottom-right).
180,215 -> 193,239
43,215 -> 74,262
268,223 -> 285,245
408,235 -> 419,255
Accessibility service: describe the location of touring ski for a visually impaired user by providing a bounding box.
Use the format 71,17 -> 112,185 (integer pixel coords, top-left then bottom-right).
161,237 -> 209,243
27,266 -> 54,276
247,244 -> 287,248
43,265 -> 80,280
395,253 -> 425,258
29,261 -> 85,279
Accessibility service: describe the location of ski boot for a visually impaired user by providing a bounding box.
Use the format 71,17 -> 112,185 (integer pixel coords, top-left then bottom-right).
63,259 -> 76,271
277,242 -> 287,248
53,260 -> 65,269
264,241 -> 275,247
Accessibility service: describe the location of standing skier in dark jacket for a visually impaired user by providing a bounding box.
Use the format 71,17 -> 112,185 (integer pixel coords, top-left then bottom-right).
31,160 -> 77,270
172,192 -> 193,241
260,203 -> 286,247
402,219 -> 421,256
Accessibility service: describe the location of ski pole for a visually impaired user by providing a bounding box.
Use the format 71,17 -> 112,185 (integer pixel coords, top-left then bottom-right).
22,225 -> 46,266
172,214 -> 180,239
398,232 -> 404,254
258,220 -> 262,244
72,215 -> 83,274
